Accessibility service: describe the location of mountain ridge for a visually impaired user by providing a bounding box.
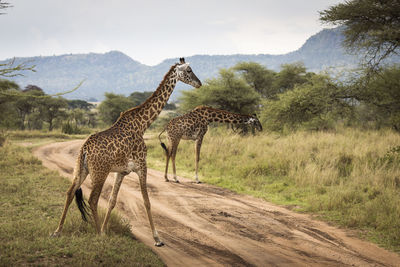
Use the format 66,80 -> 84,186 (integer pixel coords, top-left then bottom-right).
2,27 -> 398,101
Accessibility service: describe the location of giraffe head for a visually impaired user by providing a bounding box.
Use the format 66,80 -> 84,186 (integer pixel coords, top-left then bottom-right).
175,57 -> 202,88
246,114 -> 263,132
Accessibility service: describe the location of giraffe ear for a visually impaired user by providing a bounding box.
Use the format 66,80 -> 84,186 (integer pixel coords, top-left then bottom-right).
180,57 -> 185,64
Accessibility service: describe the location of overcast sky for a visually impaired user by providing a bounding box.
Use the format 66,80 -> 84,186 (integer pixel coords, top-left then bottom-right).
1,0 -> 342,66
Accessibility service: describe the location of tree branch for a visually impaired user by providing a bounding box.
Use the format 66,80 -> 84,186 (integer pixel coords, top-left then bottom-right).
0,58 -> 36,77
0,1 -> 12,15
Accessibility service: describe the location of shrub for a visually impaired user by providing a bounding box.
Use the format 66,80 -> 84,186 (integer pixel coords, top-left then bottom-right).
62,122 -> 81,134
261,75 -> 351,132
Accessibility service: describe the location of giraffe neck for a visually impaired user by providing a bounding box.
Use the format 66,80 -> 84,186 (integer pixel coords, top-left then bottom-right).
114,64 -> 178,134
195,106 -> 251,125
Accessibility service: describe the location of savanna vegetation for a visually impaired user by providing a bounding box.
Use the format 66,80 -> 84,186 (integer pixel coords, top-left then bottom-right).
0,137 -> 163,266
148,127 -> 400,251
148,0 -> 400,251
0,0 -> 399,260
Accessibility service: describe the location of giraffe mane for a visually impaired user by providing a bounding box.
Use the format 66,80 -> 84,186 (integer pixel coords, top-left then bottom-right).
115,63 -> 180,122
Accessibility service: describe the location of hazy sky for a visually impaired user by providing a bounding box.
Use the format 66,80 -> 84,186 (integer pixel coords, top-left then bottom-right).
1,0 -> 343,66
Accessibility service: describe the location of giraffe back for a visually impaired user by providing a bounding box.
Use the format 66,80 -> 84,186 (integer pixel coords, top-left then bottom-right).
167,111 -> 208,141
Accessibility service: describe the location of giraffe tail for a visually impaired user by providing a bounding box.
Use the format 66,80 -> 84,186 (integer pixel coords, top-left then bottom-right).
74,146 -> 90,222
158,128 -> 168,154
75,188 -> 89,222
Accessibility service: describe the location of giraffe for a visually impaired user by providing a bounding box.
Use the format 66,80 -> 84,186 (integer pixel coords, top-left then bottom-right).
51,58 -> 201,246
158,105 -> 262,183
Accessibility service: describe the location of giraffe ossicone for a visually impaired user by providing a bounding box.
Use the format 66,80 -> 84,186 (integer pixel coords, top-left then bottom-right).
52,58 -> 201,247
158,106 -> 262,183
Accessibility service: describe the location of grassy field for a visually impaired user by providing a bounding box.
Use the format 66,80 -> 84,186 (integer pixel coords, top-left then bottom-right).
147,126 -> 400,252
0,135 -> 164,266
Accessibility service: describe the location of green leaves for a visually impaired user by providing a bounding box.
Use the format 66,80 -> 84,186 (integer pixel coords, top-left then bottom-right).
320,0 -> 400,69
180,68 -> 260,115
261,75 -> 350,131
98,93 -> 136,125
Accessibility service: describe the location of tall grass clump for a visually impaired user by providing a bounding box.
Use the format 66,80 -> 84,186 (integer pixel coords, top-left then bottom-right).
0,130 -> 7,147
147,126 -> 400,251
0,142 -> 163,266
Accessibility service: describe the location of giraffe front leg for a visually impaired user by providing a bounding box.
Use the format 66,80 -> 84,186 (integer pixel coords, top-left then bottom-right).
195,137 -> 203,184
137,163 -> 164,246
101,172 -> 125,234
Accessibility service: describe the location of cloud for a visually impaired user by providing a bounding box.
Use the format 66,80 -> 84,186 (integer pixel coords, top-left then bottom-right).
225,18 -> 315,55
0,0 -> 344,64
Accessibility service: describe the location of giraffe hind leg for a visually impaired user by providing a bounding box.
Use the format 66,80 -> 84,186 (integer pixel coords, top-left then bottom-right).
171,142 -> 180,183
195,138 -> 203,184
163,144 -> 170,182
52,163 -> 89,237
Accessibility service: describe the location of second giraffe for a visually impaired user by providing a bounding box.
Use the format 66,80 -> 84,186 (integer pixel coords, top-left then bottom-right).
158,105 -> 262,183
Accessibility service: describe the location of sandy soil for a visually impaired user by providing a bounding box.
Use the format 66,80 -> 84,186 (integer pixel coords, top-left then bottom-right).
33,140 -> 400,267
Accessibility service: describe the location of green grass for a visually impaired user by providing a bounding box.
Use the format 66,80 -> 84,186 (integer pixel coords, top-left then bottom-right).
0,141 -> 164,266
5,129 -> 88,149
147,126 -> 400,252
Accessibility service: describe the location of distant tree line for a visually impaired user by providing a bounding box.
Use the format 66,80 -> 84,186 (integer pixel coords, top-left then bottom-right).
97,92 -> 176,125
1,0 -> 398,134
0,80 -> 176,133
1,59 -> 398,133
0,82 -> 95,132
179,60 -> 400,132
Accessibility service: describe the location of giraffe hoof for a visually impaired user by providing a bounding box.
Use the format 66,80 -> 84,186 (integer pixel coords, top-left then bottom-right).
175,180 -> 180,183
155,241 -> 165,247
165,179 -> 169,182
196,181 -> 202,184
50,231 -> 60,238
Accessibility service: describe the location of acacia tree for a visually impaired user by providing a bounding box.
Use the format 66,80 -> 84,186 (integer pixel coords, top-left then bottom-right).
351,66 -> 400,130
261,75 -> 351,131
98,93 -> 135,125
272,62 -> 311,93
0,79 -> 19,128
13,86 -> 45,130
39,97 -> 68,131
128,91 -> 152,106
179,68 -> 260,114
233,62 -> 277,99
320,0 -> 400,70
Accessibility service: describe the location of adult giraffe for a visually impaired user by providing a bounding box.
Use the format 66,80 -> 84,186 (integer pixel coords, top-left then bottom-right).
158,105 -> 262,183
52,58 -> 201,246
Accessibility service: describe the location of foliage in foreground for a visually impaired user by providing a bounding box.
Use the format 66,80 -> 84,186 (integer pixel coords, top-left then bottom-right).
320,0 -> 400,69
0,143 -> 163,266
147,127 -> 400,251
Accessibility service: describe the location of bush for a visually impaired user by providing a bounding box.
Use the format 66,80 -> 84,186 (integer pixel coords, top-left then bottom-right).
62,122 -> 82,134
179,68 -> 260,114
261,75 -> 351,131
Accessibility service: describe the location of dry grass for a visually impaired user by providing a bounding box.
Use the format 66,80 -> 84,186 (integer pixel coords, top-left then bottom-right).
147,126 -> 400,251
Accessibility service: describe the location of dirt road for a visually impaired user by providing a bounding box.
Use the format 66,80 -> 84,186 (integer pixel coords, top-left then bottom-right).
33,140 -> 400,266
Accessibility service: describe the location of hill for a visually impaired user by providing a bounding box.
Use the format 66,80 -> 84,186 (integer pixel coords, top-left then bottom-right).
1,27 -> 398,101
